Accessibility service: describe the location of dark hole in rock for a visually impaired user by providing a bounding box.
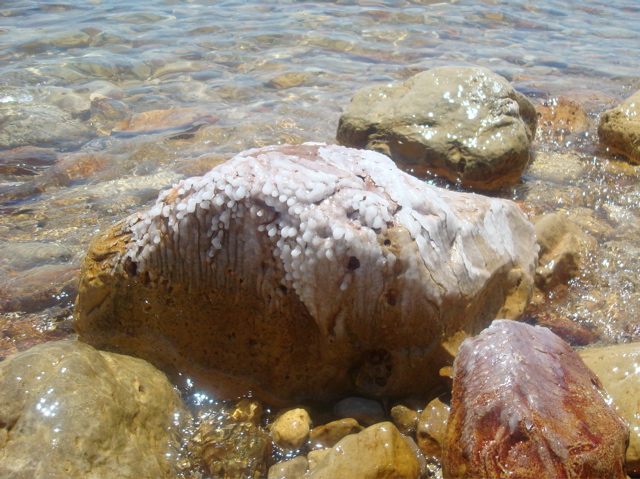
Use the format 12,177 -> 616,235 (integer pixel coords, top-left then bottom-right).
347,257 -> 360,270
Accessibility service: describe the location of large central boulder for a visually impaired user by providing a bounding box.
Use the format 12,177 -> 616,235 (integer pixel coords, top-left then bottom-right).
74,143 -> 537,403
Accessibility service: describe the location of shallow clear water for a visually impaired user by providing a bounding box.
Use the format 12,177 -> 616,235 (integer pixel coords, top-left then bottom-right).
0,0 -> 639,370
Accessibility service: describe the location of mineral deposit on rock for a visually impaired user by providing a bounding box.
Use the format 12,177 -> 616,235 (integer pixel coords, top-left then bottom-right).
598,90 -> 640,163
0,341 -> 187,478
337,67 -> 537,189
74,143 -> 537,402
443,320 -> 629,479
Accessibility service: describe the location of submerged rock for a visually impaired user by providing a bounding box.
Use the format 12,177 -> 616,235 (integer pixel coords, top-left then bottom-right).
0,341 -> 187,478
307,422 -> 420,479
74,143 -> 537,402
189,398 -> 270,479
337,66 -> 537,189
579,343 -> 640,476
443,320 -> 628,479
598,90 -> 640,163
0,104 -> 96,150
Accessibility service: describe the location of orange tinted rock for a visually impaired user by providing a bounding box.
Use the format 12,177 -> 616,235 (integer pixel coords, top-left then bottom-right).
536,97 -> 590,140
443,320 -> 628,479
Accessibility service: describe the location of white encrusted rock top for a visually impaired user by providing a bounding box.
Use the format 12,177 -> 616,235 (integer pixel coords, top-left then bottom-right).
123,143 -> 534,334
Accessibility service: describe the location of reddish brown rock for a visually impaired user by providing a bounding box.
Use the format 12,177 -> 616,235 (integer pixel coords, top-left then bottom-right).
443,320 -> 628,479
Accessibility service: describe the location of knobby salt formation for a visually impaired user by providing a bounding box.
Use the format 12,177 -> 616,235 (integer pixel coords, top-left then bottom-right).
74,144 -> 537,402
444,320 -> 629,479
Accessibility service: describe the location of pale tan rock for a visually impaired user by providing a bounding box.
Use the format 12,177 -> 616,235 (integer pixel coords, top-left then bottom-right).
307,449 -> 329,471
271,408 -> 312,451
268,456 -> 309,479
307,422 -> 420,479
598,90 -> 640,163
309,418 -> 364,450
444,320 -> 629,479
580,343 -> 640,476
0,341 -> 188,478
74,143 -> 537,402
416,396 -> 450,462
337,66 -> 537,190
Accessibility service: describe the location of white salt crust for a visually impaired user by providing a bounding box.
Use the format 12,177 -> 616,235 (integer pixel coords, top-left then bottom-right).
123,143 -> 534,328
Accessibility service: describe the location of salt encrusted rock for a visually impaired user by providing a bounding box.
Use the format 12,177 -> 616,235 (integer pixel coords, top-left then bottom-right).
307,422 -> 420,479
74,143 -> 537,402
443,320 -> 629,479
337,67 -> 537,190
0,341 -> 187,478
598,90 -> 640,163
579,343 -> 640,476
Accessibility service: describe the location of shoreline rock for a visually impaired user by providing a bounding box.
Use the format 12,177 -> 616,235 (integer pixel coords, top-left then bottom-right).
73,143 -> 537,403
337,66 -> 537,190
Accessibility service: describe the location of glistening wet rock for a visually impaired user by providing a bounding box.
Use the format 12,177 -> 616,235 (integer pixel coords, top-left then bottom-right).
443,320 -> 629,479
579,343 -> 640,476
598,90 -> 640,163
74,143 -> 537,402
0,341 -> 188,478
307,422 -> 420,479
337,66 -> 537,190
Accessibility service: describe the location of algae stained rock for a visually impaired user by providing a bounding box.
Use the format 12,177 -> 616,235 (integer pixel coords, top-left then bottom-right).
74,143 -> 537,402
337,66 -> 537,190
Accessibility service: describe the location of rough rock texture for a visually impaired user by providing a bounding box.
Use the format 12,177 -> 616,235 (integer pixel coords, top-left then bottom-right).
307,422 -> 420,479
443,320 -> 629,479
598,90 -> 640,163
74,143 -> 537,402
337,67 -> 537,189
0,340 -> 187,478
579,343 -> 640,476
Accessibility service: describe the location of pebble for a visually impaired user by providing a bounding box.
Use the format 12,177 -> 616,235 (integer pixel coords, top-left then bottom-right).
270,408 -> 312,452
416,395 -> 450,462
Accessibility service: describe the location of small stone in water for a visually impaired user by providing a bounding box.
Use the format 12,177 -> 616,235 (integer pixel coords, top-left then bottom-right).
309,418 -> 364,450
270,408 -> 312,452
